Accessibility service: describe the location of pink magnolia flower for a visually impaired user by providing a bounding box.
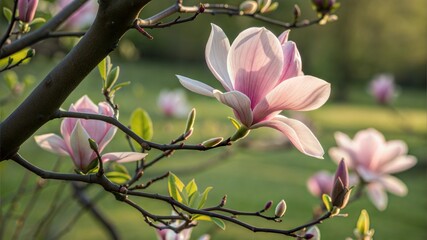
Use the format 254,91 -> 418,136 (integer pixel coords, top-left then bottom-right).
177,24 -> 330,158
329,128 -> 417,210
307,171 -> 334,197
157,89 -> 190,118
35,95 -> 146,172
18,0 -> 39,23
56,0 -> 98,30
369,74 -> 397,105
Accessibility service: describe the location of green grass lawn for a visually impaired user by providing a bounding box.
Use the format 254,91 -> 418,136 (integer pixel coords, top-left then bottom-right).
1,59 -> 426,239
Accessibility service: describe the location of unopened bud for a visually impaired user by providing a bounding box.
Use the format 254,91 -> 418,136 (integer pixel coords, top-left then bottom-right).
26,48 -> 35,58
304,234 -> 314,239
274,199 -> 287,218
198,3 -> 205,13
184,108 -> 196,134
183,128 -> 193,140
201,137 -> 223,147
331,160 -> 351,209
263,200 -> 273,211
239,1 -> 258,15
220,195 -> 227,206
293,4 -> 301,19
305,226 -> 321,240
18,0 -> 39,23
88,138 -> 99,151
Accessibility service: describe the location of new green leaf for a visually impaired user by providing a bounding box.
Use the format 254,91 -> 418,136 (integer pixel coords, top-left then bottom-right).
130,108 -> 153,142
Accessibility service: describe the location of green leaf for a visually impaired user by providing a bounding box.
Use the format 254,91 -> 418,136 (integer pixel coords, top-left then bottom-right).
130,108 -> 153,142
3,71 -> 18,90
212,217 -> 226,230
106,66 -> 120,90
98,56 -> 112,82
228,117 -> 241,129
192,214 -> 212,221
0,48 -> 32,68
322,194 -> 333,211
3,7 -> 12,22
111,163 -> 129,175
185,179 -> 198,197
197,186 -> 213,209
30,17 -> 46,25
110,81 -> 130,94
168,173 -> 185,203
83,158 -> 99,174
105,171 -> 132,184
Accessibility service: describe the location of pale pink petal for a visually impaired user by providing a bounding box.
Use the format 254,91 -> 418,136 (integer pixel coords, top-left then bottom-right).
34,134 -> 70,156
334,131 -> 353,149
252,76 -> 330,123
371,140 -> 407,170
97,126 -> 117,153
228,27 -> 284,108
307,171 -> 334,197
213,90 -> 253,127
252,115 -> 324,158
380,155 -> 417,174
278,30 -> 290,44
74,95 -> 98,112
177,75 -> 215,97
357,166 -> 380,182
353,129 -> 384,167
328,147 -> 355,169
205,24 -> 233,91
379,175 -> 408,196
70,120 -> 95,170
98,102 -> 115,117
366,182 -> 388,211
279,41 -> 303,81
102,152 -> 147,163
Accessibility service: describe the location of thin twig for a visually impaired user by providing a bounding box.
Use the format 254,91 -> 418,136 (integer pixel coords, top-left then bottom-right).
0,0 -> 18,48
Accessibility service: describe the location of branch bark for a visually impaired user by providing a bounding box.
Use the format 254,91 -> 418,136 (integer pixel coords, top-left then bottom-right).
0,0 -> 151,160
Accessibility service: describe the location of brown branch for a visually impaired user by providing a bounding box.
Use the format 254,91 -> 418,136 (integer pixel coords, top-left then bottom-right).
0,0 -> 18,48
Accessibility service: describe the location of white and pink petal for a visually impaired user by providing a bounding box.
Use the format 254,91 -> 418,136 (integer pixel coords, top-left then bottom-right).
229,27 -> 284,108
252,115 -> 324,158
205,24 -> 233,91
34,134 -> 70,156
366,182 -> 388,211
213,90 -> 253,127
102,152 -> 147,163
177,75 -> 215,97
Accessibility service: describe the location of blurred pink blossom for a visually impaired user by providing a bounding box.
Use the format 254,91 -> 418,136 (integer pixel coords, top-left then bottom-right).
369,74 -> 397,105
18,0 -> 39,23
157,89 -> 190,118
177,24 -> 330,158
35,95 -> 145,172
155,212 -> 209,240
329,128 -> 417,210
307,170 -> 358,198
57,0 -> 98,30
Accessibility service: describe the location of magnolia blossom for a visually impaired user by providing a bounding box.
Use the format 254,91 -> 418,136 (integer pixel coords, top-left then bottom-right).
369,74 -> 397,105
177,24 -> 330,158
18,0 -> 39,23
157,89 -> 190,118
307,170 -> 358,198
35,95 -> 146,172
329,128 -> 417,210
56,0 -> 97,30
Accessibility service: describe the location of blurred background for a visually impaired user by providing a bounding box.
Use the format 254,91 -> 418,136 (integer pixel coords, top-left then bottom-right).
1,0 -> 426,239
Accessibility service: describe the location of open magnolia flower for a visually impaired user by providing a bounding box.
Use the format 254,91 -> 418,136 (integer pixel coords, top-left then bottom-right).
157,89 -> 190,118
177,24 -> 330,158
35,95 -> 146,172
329,128 -> 417,210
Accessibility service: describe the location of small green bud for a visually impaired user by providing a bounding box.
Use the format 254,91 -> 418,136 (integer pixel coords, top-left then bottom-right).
201,137 -> 223,148
26,48 -> 35,58
274,199 -> 287,218
230,126 -> 250,142
88,138 -> 99,151
184,108 -> 196,134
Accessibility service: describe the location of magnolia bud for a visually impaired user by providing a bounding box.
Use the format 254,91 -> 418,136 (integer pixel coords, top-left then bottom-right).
18,0 -> 39,23
274,199 -> 287,218
239,1 -> 258,15
184,108 -> 196,134
331,160 -> 351,209
264,200 -> 273,211
88,138 -> 99,152
201,137 -> 223,147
